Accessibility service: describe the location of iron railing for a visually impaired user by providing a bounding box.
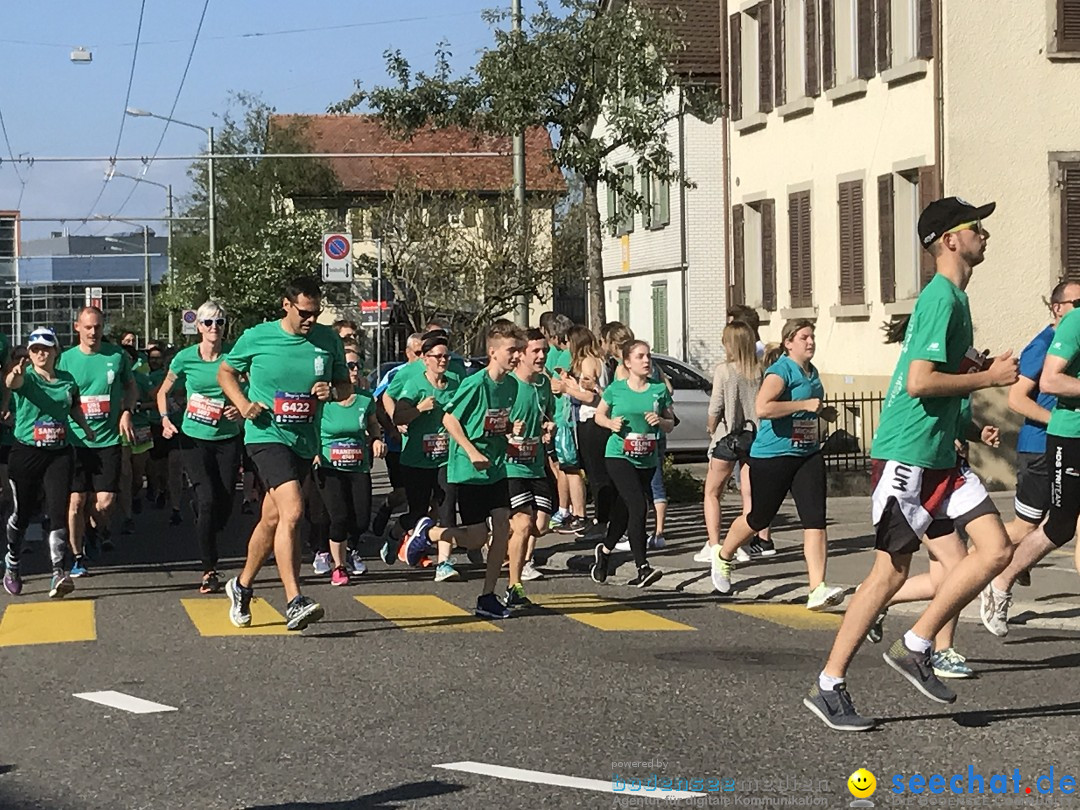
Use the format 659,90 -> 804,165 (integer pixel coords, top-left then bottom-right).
818,392 -> 885,472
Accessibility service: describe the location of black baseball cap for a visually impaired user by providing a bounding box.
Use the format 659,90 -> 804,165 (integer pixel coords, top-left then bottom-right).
918,197 -> 995,249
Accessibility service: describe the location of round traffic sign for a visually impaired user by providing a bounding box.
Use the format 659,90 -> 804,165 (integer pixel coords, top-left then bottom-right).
324,234 -> 350,261
182,310 -> 197,324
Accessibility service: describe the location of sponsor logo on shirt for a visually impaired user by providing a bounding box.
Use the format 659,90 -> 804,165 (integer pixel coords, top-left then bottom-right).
314,355 -> 326,376
927,342 -> 941,351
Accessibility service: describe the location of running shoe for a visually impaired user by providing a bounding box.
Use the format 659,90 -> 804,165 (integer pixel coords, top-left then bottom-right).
883,638 -> 957,703
330,566 -> 349,587
802,683 -> 876,732
613,536 -> 631,552
285,594 -> 325,631
556,515 -> 587,535
475,592 -> 511,620
380,536 -> 398,565
504,583 -> 533,609
734,546 -> 751,563
348,550 -> 367,576
225,577 -> 253,628
647,533 -> 666,550
70,556 -> 89,578
931,647 -> 974,679
466,547 -> 486,566
48,571 -> 74,599
711,547 -> 733,594
693,542 -> 712,563
548,510 -> 568,530
980,584 -> 1012,637
521,560 -> 544,581
121,518 -> 135,536
3,555 -> 21,596
169,509 -> 182,526
806,583 -> 845,611
312,552 -> 332,576
406,517 -> 435,567
200,571 -> 221,595
578,519 -> 604,540
434,561 -> 461,582
867,609 -> 888,644
371,502 -> 392,536
626,564 -> 662,588
590,543 -> 610,584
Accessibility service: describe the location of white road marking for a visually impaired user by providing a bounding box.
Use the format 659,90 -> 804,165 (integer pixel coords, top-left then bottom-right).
434,761 -> 707,800
73,691 -> 178,714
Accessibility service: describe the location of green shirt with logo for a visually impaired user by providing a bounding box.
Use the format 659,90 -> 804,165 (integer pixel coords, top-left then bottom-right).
1046,308 -> 1080,438
225,321 -> 347,459
507,373 -> 555,480
602,378 -> 672,469
445,370 -> 517,486
397,371 -> 460,469
319,391 -> 375,473
12,367 -> 78,448
57,343 -> 133,448
169,344 -> 241,442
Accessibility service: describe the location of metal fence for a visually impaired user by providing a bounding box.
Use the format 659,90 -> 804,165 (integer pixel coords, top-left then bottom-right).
819,391 -> 885,472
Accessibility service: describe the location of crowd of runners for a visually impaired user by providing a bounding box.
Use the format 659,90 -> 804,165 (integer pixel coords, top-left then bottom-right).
1,195 -> 1077,732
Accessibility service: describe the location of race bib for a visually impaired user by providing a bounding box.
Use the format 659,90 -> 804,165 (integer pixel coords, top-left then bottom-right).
133,425 -> 154,446
623,432 -> 657,458
422,432 -> 449,460
507,436 -> 539,462
483,408 -> 509,437
273,391 -> 317,424
957,346 -> 991,375
80,394 -> 110,420
187,393 -> 225,426
329,441 -> 364,468
32,420 -> 66,447
792,417 -> 817,447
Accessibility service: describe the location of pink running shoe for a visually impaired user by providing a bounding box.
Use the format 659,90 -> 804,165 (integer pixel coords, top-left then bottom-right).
330,566 -> 350,587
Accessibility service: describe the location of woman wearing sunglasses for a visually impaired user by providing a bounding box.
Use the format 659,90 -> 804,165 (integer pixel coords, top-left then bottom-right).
158,301 -> 243,594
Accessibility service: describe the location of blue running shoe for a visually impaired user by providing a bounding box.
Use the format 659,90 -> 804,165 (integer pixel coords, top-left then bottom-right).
475,592 -> 511,620
406,517 -> 435,567
70,556 -> 89,578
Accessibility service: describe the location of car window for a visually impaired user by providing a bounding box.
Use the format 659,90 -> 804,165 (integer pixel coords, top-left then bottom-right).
654,357 -> 708,392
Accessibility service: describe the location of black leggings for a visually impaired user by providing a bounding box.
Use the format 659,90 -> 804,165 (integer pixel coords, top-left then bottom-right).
180,434 -> 242,571
746,452 -> 827,532
7,443 -> 73,570
1045,434 -> 1080,546
316,466 -> 372,544
603,457 -> 655,568
400,465 -> 452,531
577,417 -> 615,524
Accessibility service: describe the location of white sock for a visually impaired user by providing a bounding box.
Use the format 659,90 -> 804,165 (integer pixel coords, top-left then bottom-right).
992,584 -> 1010,598
818,671 -> 845,692
904,630 -> 932,654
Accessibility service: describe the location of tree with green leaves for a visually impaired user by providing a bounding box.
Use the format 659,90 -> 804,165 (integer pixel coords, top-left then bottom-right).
332,0 -> 719,331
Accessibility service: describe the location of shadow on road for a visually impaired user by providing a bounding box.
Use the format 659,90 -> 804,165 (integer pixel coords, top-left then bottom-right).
245,779 -> 465,809
878,700 -> 1080,728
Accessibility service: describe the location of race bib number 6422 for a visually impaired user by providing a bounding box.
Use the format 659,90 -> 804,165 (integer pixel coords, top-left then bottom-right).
273,391 -> 317,424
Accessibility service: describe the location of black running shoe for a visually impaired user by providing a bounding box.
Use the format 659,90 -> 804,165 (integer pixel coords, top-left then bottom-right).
372,503 -> 392,536
867,609 -> 888,644
590,544 -> 609,584
802,683 -> 876,732
626,564 -> 662,588
883,638 -> 957,704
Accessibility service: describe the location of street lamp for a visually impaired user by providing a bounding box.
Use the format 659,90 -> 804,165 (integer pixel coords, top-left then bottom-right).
125,107 -> 215,285
93,215 -> 151,345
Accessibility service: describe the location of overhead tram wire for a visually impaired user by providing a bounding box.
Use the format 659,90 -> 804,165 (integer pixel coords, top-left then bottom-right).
0,102 -> 28,206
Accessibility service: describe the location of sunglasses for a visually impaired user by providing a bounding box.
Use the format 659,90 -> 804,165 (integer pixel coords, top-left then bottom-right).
946,220 -> 982,236
201,318 -> 226,328
346,361 -> 361,370
290,303 -> 322,321
426,352 -> 450,360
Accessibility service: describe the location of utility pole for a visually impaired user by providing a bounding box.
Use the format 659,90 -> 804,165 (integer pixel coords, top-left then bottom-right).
141,225 -> 150,343
166,184 -> 175,344
512,0 -> 529,327
207,125 -> 216,288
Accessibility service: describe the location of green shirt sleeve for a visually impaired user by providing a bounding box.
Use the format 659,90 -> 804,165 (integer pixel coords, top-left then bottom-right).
1048,311 -> 1080,361
225,331 -> 255,374
905,295 -> 954,365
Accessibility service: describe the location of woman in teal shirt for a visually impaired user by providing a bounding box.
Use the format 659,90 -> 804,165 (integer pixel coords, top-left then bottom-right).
712,319 -> 844,611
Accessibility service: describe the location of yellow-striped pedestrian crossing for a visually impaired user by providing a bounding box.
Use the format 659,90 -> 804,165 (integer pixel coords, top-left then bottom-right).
182,598 -> 291,636
355,595 -> 501,632
530,593 -> 695,632
719,603 -> 841,630
0,601 -> 96,647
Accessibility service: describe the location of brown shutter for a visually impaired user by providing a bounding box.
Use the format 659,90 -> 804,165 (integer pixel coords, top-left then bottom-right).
805,0 -> 820,97
758,1 -> 774,113
1061,0 -> 1080,51
732,205 -> 746,305
838,181 -> 865,305
730,14 -> 743,120
878,174 -> 896,304
1063,164 -> 1080,282
821,0 -> 836,90
918,0 -> 934,59
789,191 -> 813,308
918,165 -> 938,287
857,0 -> 876,79
800,193 -> 813,306
775,0 -> 787,107
762,199 -> 777,311
876,0 -> 891,72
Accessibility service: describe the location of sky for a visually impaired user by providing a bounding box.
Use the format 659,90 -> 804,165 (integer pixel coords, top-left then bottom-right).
0,0 -> 496,240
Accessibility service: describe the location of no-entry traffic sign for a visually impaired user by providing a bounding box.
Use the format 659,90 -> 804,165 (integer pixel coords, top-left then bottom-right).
322,232 -> 353,282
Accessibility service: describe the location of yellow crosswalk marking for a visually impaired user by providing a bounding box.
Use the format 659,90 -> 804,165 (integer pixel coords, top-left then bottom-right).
355,595 -> 501,632
181,598 -> 291,636
0,601 -> 96,646
530,593 -> 695,632
721,604 -> 841,630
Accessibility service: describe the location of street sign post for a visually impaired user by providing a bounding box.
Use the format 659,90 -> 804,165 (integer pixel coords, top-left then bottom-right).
181,309 -> 198,335
322,232 -> 353,282
84,286 -> 103,310
359,300 -> 389,327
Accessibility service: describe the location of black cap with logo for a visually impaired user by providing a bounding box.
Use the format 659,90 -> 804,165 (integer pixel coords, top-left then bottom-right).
917,197 -> 996,249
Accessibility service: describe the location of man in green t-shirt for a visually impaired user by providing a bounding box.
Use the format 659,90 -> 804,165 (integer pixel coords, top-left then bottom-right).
539,311 -> 576,528
218,277 -> 350,632
807,197 -> 1019,733
57,307 -> 138,577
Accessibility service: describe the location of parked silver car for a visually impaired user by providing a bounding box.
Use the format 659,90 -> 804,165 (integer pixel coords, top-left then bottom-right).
651,354 -> 712,458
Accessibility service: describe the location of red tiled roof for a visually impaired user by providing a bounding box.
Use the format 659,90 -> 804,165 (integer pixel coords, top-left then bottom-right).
270,114 -> 566,195
635,0 -> 723,79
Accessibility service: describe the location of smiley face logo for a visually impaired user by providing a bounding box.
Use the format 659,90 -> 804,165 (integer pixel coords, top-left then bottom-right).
848,769 -> 876,799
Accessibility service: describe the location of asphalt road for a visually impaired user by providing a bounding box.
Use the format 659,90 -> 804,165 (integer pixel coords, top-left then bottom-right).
2,474 -> 1079,810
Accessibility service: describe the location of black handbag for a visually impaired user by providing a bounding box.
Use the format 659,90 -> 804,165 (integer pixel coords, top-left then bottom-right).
720,420 -> 757,461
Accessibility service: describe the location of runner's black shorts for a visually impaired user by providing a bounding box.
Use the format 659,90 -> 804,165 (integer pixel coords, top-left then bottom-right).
385,450 -> 405,489
1044,434 -> 1080,547
1014,451 -> 1050,525
72,444 -> 123,493
455,478 -> 511,526
246,443 -> 313,491
746,452 -> 827,532
508,475 -> 554,514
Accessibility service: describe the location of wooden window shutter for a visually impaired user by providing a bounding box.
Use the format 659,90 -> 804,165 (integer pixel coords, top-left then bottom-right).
878,174 -> 896,304
805,0 -> 821,97
641,170 -> 652,229
800,193 -> 813,307
876,0 -> 891,72
607,181 -> 617,236
918,0 -> 934,59
758,1 -> 774,113
1062,164 -> 1080,282
775,0 -> 787,107
918,165 -> 938,287
658,178 -> 671,226
652,284 -> 669,354
821,0 -> 836,90
620,165 -> 635,234
761,199 -> 777,311
789,191 -> 813,308
730,14 -> 743,120
838,181 -> 865,305
1061,0 -> 1080,51
857,0 -> 876,79
731,205 -> 746,306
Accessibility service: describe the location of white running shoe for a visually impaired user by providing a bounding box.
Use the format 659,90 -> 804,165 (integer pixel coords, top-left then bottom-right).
734,546 -> 751,563
806,583 -> 845,611
693,542 -> 712,563
348,550 -> 367,576
613,536 -> 631,552
521,560 -> 544,581
711,547 -> 733,594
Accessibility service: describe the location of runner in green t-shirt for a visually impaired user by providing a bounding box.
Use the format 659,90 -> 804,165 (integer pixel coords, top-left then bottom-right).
2,328 -> 96,599
406,321 -> 524,620
540,311 -> 581,531
57,306 -> 138,578
808,196 -> 1018,733
219,277 -> 351,632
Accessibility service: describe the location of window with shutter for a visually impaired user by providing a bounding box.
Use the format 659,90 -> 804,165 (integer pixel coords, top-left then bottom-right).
616,165 -> 635,236
758,1 -> 774,113
806,0 -> 821,96
1060,0 -> 1080,51
838,180 -> 865,305
1062,163 -> 1080,281
918,165 -> 937,287
657,176 -> 670,227
618,287 -> 631,325
878,174 -> 896,303
821,0 -> 836,89
641,170 -> 652,229
761,199 -> 777,311
857,0 -> 876,79
731,14 -> 743,120
607,181 -> 618,236
789,191 -> 813,308
731,205 -> 746,306
652,283 -> 669,354
775,0 -> 787,107
917,0 -> 933,59
876,0 -> 891,71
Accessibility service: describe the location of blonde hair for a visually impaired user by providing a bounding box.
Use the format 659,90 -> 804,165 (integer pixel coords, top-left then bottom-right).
781,319 -> 815,352
762,342 -> 783,367
196,300 -> 226,322
721,321 -> 760,379
567,325 -> 604,377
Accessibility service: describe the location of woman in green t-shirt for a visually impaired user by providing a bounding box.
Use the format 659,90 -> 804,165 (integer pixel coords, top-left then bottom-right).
3,328 -> 96,599
590,340 -> 674,588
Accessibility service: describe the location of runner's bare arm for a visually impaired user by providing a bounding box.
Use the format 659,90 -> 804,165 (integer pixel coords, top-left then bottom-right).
1040,354 -> 1080,399
593,398 -> 622,433
218,360 -> 262,418
156,372 -> 179,423
755,374 -> 822,420
907,353 -> 1018,397
1007,374 -> 1052,425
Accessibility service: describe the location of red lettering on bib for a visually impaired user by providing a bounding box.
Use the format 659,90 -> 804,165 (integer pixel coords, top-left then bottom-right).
32,420 -> 66,447
422,432 -> 449,460
507,436 -> 539,462
483,408 -> 509,437
80,395 -> 110,420
187,393 -> 225,426
792,417 -> 817,447
273,391 -> 317,424
329,441 -> 364,468
623,433 -> 657,458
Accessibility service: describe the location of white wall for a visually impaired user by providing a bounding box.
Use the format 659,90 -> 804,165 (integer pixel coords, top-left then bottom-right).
603,271 -> 685,360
